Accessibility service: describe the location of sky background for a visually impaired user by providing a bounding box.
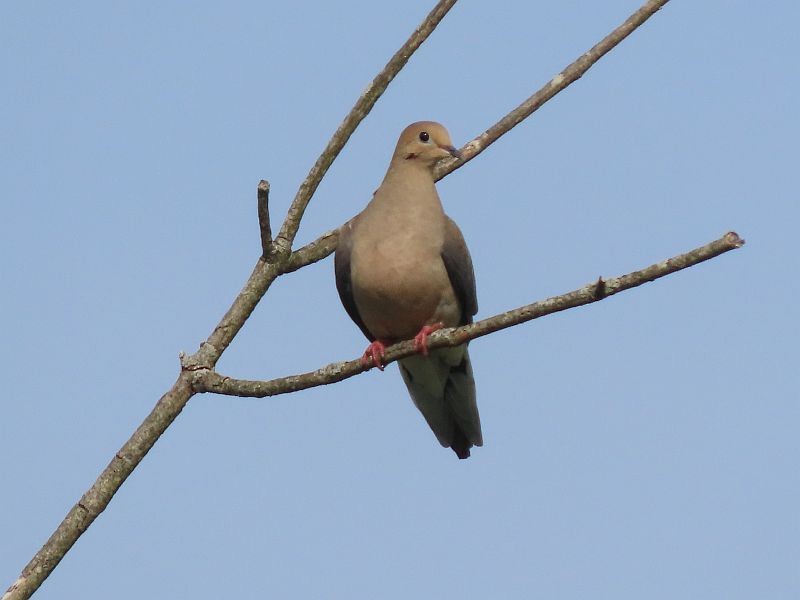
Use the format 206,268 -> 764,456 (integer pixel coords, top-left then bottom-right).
2,1 -> 798,598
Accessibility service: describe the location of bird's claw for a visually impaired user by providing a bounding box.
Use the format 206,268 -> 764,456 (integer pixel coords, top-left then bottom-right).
413,323 -> 444,356
361,340 -> 387,371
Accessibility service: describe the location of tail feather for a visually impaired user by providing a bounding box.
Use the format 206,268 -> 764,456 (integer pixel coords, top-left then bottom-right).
398,345 -> 482,458
450,427 -> 472,459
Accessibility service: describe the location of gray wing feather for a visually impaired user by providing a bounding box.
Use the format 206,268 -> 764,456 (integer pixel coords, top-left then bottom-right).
441,217 -> 478,324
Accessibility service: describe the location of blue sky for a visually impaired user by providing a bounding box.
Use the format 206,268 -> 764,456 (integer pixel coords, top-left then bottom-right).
2,1 -> 798,598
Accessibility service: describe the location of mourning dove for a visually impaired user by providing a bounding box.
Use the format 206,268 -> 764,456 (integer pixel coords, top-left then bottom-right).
335,121 -> 482,459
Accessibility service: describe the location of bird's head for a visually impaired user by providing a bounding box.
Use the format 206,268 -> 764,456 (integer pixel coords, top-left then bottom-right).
392,121 -> 461,168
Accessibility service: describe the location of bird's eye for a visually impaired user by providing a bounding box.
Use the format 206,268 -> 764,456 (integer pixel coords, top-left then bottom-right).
418,131 -> 430,142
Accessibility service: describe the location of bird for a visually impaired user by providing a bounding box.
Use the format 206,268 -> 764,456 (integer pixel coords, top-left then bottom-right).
334,121 -> 482,459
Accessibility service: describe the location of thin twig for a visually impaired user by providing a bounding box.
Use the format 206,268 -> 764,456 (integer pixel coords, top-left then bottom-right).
195,232 -> 744,398
257,180 -> 273,259
273,0 -> 459,255
1,373 -> 196,600
434,0 -> 671,180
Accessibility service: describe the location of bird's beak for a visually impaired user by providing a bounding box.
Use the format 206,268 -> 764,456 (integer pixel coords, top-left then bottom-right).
440,145 -> 462,160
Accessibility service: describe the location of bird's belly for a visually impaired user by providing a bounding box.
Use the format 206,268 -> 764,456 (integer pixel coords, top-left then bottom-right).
351,249 -> 456,341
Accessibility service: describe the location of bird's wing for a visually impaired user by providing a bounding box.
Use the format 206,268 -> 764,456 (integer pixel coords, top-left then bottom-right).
441,216 -> 478,324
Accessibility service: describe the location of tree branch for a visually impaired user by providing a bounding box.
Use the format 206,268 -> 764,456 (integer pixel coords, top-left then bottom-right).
195,232 -> 744,399
280,0 -> 672,275
434,0 -> 671,180
272,0 -> 459,255
1,373 -> 196,600
283,228 -> 339,274
257,180 -> 273,259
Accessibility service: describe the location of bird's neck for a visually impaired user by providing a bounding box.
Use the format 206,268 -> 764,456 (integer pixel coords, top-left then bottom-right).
375,160 -> 438,204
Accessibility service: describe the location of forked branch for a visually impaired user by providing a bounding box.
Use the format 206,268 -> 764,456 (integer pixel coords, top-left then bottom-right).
273,0 -> 459,254
194,232 -> 744,398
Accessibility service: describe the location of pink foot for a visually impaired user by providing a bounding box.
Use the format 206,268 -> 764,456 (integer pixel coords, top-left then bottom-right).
413,323 -> 444,356
361,340 -> 388,371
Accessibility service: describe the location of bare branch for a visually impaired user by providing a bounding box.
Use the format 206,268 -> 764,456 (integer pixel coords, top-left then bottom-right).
435,0 -> 671,179
273,0 -> 459,255
257,180 -> 273,259
281,0 -> 672,275
1,374 -> 196,600
195,232 -> 744,399
282,229 -> 339,274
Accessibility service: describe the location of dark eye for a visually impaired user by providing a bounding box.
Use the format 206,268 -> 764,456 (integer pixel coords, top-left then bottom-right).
418,131 -> 430,142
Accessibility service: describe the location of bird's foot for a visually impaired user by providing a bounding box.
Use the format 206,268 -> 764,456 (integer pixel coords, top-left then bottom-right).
413,323 -> 444,356
361,340 -> 388,371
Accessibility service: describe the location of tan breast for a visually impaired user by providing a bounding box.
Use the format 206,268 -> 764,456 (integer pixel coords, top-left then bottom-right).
349,188 -> 460,341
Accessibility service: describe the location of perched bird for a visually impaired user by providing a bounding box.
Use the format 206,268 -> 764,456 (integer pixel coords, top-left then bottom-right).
335,121 -> 482,459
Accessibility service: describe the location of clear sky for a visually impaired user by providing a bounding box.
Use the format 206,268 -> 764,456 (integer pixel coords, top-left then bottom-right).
2,1 -> 798,598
